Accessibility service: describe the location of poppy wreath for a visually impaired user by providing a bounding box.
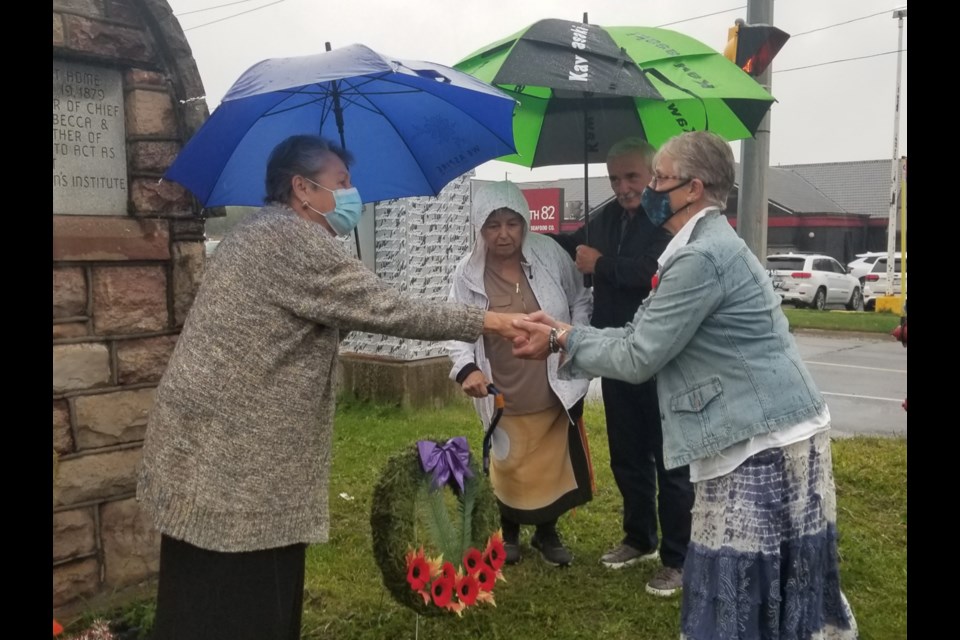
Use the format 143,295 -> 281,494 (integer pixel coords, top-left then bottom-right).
371,437 -> 503,616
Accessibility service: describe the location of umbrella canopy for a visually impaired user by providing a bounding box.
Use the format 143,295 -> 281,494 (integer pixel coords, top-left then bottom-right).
455,19 -> 776,167
164,43 -> 518,207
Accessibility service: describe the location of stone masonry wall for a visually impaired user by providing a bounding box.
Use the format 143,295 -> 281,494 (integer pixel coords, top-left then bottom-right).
53,0 -> 208,613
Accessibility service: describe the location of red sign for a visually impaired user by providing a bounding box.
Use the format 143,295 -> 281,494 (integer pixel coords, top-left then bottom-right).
521,188 -> 564,234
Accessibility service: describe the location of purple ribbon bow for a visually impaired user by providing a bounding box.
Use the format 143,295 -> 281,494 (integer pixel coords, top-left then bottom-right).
417,437 -> 474,494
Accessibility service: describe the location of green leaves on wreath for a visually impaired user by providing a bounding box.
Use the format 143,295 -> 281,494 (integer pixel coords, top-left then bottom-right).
371,439 -> 499,616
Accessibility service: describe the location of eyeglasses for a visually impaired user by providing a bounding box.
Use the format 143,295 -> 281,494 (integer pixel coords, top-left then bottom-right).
650,174 -> 687,188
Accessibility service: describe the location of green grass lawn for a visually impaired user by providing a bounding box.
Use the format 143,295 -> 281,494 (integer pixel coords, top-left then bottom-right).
67,399 -> 906,639
783,307 -> 902,334
296,399 -> 906,640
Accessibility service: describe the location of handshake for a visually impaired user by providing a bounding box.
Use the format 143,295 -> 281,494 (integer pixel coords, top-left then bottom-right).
461,311 -> 572,398
482,311 -> 571,361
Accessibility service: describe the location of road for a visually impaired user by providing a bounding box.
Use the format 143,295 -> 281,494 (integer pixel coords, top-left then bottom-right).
585,330 -> 907,438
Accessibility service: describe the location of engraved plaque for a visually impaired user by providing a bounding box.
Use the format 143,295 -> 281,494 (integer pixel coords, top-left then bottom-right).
53,61 -> 128,215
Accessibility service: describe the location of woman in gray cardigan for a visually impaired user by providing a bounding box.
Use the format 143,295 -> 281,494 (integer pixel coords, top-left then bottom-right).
138,135 -> 524,640
514,132 -> 858,640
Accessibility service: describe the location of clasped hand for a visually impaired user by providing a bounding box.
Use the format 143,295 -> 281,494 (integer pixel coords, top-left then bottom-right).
483,311 -> 566,360
512,311 -> 562,360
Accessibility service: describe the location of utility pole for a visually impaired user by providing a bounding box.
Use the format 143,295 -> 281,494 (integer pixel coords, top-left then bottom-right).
885,8 -> 907,296
737,0 -> 774,260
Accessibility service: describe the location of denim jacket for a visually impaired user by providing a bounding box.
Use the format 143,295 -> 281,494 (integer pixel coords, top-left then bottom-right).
561,211 -> 825,469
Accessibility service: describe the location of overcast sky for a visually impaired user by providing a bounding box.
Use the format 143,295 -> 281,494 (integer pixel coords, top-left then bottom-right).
166,0 -> 907,183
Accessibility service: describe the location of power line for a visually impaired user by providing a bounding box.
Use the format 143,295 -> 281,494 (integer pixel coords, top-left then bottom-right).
790,10 -> 895,38
181,0 -> 286,31
176,0 -> 265,17
655,6 -> 746,28
775,49 -> 906,73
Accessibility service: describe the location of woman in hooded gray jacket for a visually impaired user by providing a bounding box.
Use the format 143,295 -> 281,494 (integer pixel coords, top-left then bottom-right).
447,180 -> 594,567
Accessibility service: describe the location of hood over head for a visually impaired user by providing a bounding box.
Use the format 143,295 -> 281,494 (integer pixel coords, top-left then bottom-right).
471,180 -> 530,229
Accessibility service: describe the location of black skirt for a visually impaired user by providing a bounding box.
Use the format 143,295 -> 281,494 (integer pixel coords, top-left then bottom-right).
152,534 -> 307,640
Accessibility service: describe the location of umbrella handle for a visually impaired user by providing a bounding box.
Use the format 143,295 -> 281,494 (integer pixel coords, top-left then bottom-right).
482,384 -> 505,476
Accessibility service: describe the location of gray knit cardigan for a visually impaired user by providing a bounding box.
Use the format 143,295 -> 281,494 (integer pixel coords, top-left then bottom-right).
137,204 -> 484,552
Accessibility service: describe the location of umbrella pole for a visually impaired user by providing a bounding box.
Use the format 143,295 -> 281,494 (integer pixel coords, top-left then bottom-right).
582,97 -> 592,288
326,41 -> 362,260
580,14 -> 592,288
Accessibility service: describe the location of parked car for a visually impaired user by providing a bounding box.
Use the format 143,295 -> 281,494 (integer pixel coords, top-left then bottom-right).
863,256 -> 905,310
766,253 -> 864,311
846,251 -> 890,282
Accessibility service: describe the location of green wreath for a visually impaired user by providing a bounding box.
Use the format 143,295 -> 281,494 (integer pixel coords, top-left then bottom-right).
371,437 -> 501,616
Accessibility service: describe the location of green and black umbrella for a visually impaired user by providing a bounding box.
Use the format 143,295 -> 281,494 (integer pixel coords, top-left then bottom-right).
455,18 -> 777,168
456,18 -> 775,284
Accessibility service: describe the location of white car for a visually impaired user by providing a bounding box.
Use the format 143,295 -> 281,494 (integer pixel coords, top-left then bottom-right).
863,256 -> 905,310
766,253 -> 864,311
846,251 -> 889,282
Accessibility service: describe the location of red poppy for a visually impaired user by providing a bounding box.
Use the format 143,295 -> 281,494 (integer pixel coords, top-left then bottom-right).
475,562 -> 496,591
406,551 -> 431,591
651,271 -> 660,290
456,573 -> 480,606
53,620 -> 64,636
441,561 -> 457,582
462,547 -> 484,575
430,577 -> 454,608
483,531 -> 506,571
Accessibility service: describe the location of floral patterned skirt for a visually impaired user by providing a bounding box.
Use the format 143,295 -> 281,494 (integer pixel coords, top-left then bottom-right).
680,431 -> 858,640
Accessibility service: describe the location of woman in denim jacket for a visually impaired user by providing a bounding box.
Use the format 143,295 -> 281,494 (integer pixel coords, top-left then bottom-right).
514,132 -> 858,640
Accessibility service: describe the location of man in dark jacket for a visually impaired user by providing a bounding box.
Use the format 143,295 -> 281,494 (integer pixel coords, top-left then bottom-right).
548,137 -> 694,597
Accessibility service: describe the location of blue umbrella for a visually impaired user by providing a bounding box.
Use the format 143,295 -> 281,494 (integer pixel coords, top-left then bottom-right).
164,43 -> 518,207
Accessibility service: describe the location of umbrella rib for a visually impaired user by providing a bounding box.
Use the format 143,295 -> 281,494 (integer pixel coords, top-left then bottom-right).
260,87 -> 417,123
256,72 -> 515,195
641,68 -> 709,130
336,74 -> 518,184
262,76 -> 427,120
261,74 -> 513,151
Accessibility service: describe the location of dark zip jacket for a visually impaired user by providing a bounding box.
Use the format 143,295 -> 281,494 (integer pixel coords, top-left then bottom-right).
549,199 -> 671,329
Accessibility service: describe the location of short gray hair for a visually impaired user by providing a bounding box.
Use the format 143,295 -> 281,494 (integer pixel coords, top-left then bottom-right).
654,131 -> 735,209
607,137 -> 656,166
264,135 -> 353,205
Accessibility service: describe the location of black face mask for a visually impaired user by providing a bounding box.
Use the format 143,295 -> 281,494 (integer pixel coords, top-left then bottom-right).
641,180 -> 691,227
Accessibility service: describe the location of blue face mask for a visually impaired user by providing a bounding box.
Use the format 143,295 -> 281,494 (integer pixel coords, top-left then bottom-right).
641,180 -> 691,228
303,178 -> 364,237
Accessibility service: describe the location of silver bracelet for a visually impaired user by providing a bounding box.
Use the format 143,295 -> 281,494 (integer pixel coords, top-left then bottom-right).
549,327 -> 568,354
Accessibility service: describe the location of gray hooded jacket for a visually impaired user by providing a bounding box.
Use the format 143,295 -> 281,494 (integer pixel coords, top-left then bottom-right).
446,181 -> 592,428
